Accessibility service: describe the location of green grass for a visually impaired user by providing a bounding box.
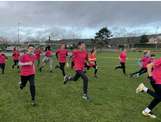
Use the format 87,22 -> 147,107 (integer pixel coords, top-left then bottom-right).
1,52 -> 161,122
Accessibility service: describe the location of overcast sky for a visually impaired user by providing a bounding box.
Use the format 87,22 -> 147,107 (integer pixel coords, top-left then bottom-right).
0,1 -> 161,41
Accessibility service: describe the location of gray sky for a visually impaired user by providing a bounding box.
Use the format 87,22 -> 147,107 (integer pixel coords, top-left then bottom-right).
0,1 -> 161,41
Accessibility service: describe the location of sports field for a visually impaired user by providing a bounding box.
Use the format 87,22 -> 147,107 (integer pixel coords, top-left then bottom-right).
1,51 -> 161,122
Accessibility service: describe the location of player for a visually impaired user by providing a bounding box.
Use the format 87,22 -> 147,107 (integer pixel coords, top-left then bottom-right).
64,42 -> 89,100
115,48 -> 127,75
39,45 -> 53,72
70,46 -> 77,69
19,45 -> 36,106
12,47 -> 20,69
0,50 -> 8,74
136,57 -> 161,118
130,50 -> 153,78
86,48 -> 98,77
55,43 -> 68,78
34,47 -> 42,67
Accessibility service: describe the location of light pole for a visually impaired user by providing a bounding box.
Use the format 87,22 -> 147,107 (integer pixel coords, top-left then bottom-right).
17,22 -> 21,44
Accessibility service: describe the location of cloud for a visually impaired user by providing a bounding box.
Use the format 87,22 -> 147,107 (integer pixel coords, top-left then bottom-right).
0,1 -> 161,40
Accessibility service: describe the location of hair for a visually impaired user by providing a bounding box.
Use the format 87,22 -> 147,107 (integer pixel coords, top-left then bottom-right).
77,41 -> 85,48
91,48 -> 95,54
45,45 -> 51,51
28,44 -> 34,48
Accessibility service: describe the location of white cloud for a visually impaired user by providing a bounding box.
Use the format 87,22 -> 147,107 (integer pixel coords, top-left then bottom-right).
0,1 -> 161,41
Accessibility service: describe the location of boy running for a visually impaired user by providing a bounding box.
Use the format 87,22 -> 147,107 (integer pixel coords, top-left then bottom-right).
39,45 -> 53,72
130,50 -> 153,78
115,48 -> 127,75
136,57 -> 161,118
12,47 -> 20,69
0,51 -> 8,74
64,42 -> 90,100
19,45 -> 36,106
55,43 -> 68,78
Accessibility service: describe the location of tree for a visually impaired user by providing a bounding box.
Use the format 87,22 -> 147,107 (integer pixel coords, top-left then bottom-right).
140,35 -> 149,43
93,27 -> 112,48
91,38 -> 96,47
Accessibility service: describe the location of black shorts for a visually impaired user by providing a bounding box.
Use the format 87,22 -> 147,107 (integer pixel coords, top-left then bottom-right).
0,63 -> 5,69
59,62 -> 65,67
21,75 -> 35,86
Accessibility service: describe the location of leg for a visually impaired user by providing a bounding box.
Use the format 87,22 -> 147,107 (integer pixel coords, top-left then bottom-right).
147,79 -> 161,99
49,57 -> 53,72
20,76 -> 28,89
28,75 -> 36,101
12,60 -> 16,69
93,65 -> 98,76
59,63 -> 66,76
146,81 -> 161,110
84,63 -> 90,70
64,70 -> 81,84
1,64 -> 5,74
130,69 -> 143,77
39,57 -> 48,72
147,98 -> 161,110
140,79 -> 161,114
121,63 -> 126,74
0,64 -> 2,73
71,71 -> 81,81
115,62 -> 122,69
16,60 -> 19,69
79,71 -> 89,95
139,68 -> 147,76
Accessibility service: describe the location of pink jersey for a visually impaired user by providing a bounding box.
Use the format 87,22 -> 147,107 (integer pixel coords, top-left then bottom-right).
0,53 -> 7,64
141,56 -> 153,68
56,49 -> 68,63
82,49 -> 88,59
45,50 -> 53,57
12,50 -> 20,60
88,53 -> 96,66
19,53 -> 36,76
119,51 -> 127,63
152,58 -> 161,84
34,49 -> 41,60
73,50 -> 88,71
72,49 -> 77,62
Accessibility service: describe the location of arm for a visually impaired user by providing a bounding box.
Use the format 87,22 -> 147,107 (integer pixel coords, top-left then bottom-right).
118,53 -> 121,60
147,63 -> 154,77
19,61 -> 32,66
119,56 -> 121,60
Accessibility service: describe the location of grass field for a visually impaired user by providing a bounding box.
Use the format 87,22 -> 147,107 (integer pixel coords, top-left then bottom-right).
1,51 -> 161,122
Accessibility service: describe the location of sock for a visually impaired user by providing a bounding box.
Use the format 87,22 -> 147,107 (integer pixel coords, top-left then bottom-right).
143,87 -> 148,93
136,73 -> 140,77
144,107 -> 151,113
83,94 -> 87,96
68,76 -> 73,80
